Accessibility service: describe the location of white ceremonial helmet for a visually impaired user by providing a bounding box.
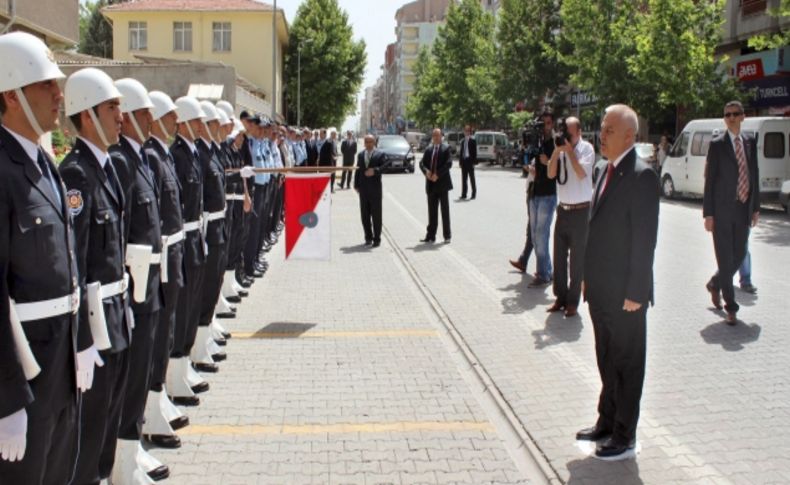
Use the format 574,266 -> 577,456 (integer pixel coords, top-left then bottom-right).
175,96 -> 205,123
233,118 -> 245,133
148,91 -> 177,121
215,100 -> 234,119
0,32 -> 66,137
64,67 -> 123,147
115,78 -> 154,114
199,100 -> 220,122
217,109 -> 231,126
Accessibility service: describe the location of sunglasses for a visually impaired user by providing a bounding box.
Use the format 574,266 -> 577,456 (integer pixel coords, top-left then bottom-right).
724,112 -> 743,118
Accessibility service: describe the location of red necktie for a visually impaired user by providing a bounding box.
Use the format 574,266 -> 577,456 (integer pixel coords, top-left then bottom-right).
735,137 -> 749,203
431,146 -> 438,174
598,162 -> 615,201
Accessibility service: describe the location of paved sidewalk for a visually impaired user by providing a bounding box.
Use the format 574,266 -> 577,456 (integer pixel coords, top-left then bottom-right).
150,189 -> 529,484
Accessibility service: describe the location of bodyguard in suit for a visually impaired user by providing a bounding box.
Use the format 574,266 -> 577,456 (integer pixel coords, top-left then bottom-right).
703,101 -> 760,324
340,130 -> 357,189
577,105 -> 660,461
354,134 -> 389,247
459,125 -> 477,199
110,78 -> 169,483
60,68 -> 130,485
305,128 -> 318,166
419,128 -> 453,243
0,32 -> 88,484
319,129 -> 338,192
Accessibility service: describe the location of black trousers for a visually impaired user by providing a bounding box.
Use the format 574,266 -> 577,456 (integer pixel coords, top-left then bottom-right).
150,245 -> 183,391
709,202 -> 750,313
340,163 -> 354,188
226,199 -> 245,271
72,349 -> 129,483
589,302 -> 647,444
0,326 -> 78,485
244,184 -> 267,276
359,192 -> 382,243
200,241 -> 226,326
460,161 -> 476,197
426,190 -> 451,240
552,206 -> 590,307
118,310 -> 159,441
172,263 -> 205,357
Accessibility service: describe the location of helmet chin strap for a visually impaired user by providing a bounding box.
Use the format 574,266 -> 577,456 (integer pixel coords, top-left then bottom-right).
128,111 -> 147,145
183,121 -> 196,141
14,88 -> 45,139
87,108 -> 111,148
201,121 -> 212,144
157,119 -> 169,139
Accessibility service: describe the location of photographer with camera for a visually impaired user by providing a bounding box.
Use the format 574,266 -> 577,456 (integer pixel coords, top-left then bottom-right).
546,117 -> 595,317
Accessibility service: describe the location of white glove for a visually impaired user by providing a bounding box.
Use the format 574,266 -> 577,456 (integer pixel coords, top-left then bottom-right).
0,409 -> 27,462
76,345 -> 104,392
240,166 -> 255,179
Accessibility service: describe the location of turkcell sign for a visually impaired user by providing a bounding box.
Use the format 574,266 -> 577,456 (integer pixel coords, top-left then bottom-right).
743,76 -> 790,108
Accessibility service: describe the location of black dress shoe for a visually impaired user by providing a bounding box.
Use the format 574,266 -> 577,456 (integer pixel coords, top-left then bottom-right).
236,289 -> 249,297
372,241 -> 381,248
595,437 -> 635,460
443,238 -> 451,244
214,338 -> 227,346
460,195 -> 467,199
546,301 -> 565,313
169,415 -> 190,431
190,381 -> 209,394
365,240 -> 373,246
222,331 -> 232,339
725,311 -> 738,325
211,352 -> 227,362
216,311 -> 235,319
252,270 -> 264,278
225,295 -> 242,304
470,195 -> 476,200
145,433 -> 181,449
171,395 -> 200,406
193,362 -> 219,373
240,278 -> 252,288
576,425 -> 612,442
147,464 -> 170,481
420,237 -> 435,243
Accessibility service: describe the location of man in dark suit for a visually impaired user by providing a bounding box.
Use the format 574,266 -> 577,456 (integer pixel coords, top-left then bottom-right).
304,127 -> 318,166
577,104 -> 660,461
703,101 -> 760,324
419,128 -> 453,243
459,124 -> 477,199
354,134 -> 389,247
340,130 -> 357,189
319,129 -> 338,192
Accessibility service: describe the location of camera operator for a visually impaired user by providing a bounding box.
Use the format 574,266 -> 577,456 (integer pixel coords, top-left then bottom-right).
546,117 -> 595,317
525,111 -> 558,288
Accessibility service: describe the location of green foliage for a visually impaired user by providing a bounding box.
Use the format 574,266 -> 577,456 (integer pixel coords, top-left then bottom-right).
79,0 -> 115,58
507,110 -> 534,132
284,0 -> 366,128
748,0 -> 790,50
406,47 -> 442,129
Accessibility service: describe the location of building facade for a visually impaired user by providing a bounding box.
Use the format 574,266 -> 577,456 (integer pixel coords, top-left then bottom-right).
0,0 -> 78,46
102,0 -> 288,117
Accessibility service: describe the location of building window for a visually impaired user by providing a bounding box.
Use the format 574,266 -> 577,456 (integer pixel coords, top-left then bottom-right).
764,132 -> 784,159
129,21 -> 147,50
212,22 -> 231,52
173,22 -> 193,52
741,0 -> 767,16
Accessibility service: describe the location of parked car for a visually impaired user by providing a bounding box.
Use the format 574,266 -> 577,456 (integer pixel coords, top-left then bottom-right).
474,131 -> 508,164
418,133 -> 431,151
402,131 -> 423,149
780,180 -> 790,213
445,131 -> 462,156
376,135 -> 415,173
660,117 -> 790,201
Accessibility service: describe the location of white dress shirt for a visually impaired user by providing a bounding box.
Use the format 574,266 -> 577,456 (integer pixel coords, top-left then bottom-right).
557,138 -> 595,204
78,136 -> 110,168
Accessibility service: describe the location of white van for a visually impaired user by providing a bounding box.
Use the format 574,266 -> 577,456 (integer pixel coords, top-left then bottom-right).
402,131 -> 423,148
661,117 -> 790,202
474,131 -> 508,164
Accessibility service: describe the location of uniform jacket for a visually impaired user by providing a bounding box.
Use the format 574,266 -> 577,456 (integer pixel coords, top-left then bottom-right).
111,136 -> 163,314
703,132 -> 760,224
0,126 -> 81,418
419,143 -> 454,193
584,148 -> 660,310
170,135 -> 206,268
196,139 -> 227,246
354,149 -> 388,197
60,138 -> 130,353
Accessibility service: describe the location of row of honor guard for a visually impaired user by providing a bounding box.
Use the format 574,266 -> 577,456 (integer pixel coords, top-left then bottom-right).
0,32 -> 281,485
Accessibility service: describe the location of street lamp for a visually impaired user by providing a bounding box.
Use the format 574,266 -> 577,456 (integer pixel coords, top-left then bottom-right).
297,37 -> 313,127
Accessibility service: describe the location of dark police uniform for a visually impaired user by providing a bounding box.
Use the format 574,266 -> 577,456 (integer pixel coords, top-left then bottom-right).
0,126 -> 83,485
59,137 -> 131,484
222,140 -> 245,281
110,135 -> 164,443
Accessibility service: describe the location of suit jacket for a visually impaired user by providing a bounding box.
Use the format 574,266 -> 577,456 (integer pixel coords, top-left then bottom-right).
197,139 -> 227,246
170,135 -> 206,268
419,143 -> 453,193
341,140 -> 357,166
110,136 -> 163,314
60,138 -> 130,353
703,132 -> 760,224
306,139 -> 318,166
459,136 -> 477,167
354,149 -> 388,196
584,148 -> 660,310
318,140 -> 336,167
0,126 -> 81,418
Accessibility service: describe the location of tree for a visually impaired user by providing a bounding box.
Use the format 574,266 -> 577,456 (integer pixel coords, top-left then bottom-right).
496,0 -> 567,112
430,0 -> 500,127
284,0 -> 366,128
748,0 -> 790,50
79,0 -> 116,58
406,47 -> 442,129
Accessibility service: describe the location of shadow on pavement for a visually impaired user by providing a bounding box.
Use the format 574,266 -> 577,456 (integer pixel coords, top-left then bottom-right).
340,244 -> 372,254
251,322 -> 317,338
407,243 -> 443,252
734,288 -> 758,307
566,456 -> 643,485
752,215 -> 790,247
499,280 -> 552,314
700,321 -> 761,351
532,312 -> 583,349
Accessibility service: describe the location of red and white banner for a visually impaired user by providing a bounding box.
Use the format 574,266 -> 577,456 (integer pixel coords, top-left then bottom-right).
284,174 -> 331,260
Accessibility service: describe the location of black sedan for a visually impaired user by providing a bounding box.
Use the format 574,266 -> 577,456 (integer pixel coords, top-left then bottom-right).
377,135 -> 416,173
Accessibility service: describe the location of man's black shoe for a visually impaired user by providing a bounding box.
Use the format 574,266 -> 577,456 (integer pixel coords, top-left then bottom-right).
252,270 -> 264,278
145,433 -> 181,449
443,238 -> 451,244
365,240 -> 373,246
222,331 -> 231,339
171,395 -> 200,406
576,425 -> 612,442
372,241 -> 381,248
190,382 -> 209,394
225,295 -> 242,304
193,362 -> 219,373
236,289 -> 249,297
147,464 -> 170,481
211,352 -> 227,362
420,237 -> 435,243
471,194 -> 476,200
594,437 -> 636,460
216,311 -> 235,319
460,195 -> 467,199
169,415 -> 189,431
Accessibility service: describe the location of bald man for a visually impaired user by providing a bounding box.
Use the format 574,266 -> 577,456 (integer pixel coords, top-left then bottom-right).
577,104 -> 660,460
419,128 -> 453,243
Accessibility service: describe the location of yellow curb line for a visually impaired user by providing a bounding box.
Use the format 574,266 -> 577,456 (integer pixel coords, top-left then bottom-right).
232,329 -> 439,339
180,421 -> 494,436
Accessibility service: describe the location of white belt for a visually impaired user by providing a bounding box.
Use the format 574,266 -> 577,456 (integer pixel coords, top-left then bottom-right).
150,253 -> 162,264
14,290 -> 80,322
206,210 -> 226,222
184,219 -> 202,232
226,194 -> 245,201
160,230 -> 185,283
98,274 -> 129,299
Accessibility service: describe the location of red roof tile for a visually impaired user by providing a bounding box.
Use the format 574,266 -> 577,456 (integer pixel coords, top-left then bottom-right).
103,0 -> 275,12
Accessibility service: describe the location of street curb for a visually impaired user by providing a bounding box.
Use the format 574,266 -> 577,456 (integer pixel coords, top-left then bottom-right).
382,225 -> 563,485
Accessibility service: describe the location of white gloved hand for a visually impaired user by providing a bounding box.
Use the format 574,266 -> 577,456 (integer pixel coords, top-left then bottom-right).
0,409 -> 27,462
76,345 -> 105,392
240,166 -> 255,179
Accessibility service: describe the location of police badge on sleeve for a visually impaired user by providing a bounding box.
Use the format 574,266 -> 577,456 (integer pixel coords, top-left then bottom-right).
66,189 -> 84,216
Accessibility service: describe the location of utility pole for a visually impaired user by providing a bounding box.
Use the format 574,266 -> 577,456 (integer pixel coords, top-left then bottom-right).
271,0 -> 277,120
